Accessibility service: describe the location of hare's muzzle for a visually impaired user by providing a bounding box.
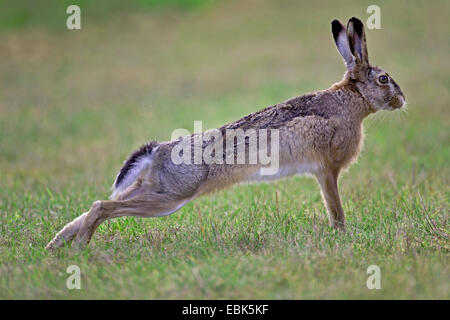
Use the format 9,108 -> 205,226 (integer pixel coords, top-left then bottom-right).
389,94 -> 406,109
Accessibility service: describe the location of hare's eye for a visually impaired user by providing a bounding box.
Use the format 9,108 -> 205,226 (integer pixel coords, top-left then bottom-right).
378,75 -> 389,84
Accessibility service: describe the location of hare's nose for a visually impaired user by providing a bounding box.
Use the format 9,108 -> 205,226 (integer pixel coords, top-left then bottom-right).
398,94 -> 406,108
392,80 -> 405,100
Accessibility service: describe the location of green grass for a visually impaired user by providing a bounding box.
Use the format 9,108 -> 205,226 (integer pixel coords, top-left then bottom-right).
0,0 -> 449,299
0,0 -> 213,31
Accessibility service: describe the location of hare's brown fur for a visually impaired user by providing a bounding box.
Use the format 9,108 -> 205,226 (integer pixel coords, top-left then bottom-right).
46,17 -> 405,250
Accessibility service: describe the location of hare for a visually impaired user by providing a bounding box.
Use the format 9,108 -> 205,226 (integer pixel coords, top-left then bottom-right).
46,17 -> 405,251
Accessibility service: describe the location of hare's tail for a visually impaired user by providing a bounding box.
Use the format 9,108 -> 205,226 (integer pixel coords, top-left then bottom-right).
111,141 -> 159,200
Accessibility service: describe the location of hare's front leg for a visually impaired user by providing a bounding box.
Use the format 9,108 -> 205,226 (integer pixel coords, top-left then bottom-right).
315,168 -> 346,230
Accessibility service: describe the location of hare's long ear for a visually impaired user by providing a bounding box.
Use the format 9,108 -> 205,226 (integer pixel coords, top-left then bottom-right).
346,17 -> 369,67
331,19 -> 355,70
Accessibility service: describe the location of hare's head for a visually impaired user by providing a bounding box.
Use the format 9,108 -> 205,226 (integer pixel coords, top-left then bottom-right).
332,17 -> 405,111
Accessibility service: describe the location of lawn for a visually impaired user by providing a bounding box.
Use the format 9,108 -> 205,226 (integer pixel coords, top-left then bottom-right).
0,0 -> 448,299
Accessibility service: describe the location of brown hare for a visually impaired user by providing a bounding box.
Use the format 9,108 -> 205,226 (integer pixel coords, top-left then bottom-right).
46,17 -> 405,251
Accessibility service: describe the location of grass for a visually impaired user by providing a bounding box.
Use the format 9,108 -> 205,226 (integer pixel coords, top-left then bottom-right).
0,0 -> 449,299
0,0 -> 214,31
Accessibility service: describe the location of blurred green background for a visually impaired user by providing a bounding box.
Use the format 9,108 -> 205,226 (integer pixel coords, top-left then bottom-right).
0,0 -> 448,299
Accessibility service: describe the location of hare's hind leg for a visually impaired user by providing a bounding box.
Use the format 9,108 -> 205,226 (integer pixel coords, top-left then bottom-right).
315,168 -> 346,230
73,195 -> 190,247
45,212 -> 89,251
46,190 -> 191,251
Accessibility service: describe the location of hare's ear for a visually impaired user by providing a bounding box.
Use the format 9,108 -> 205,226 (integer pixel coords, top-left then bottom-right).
346,17 -> 369,67
331,19 -> 355,70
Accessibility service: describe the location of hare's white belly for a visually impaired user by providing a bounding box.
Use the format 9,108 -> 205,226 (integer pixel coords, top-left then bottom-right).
247,161 -> 319,182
